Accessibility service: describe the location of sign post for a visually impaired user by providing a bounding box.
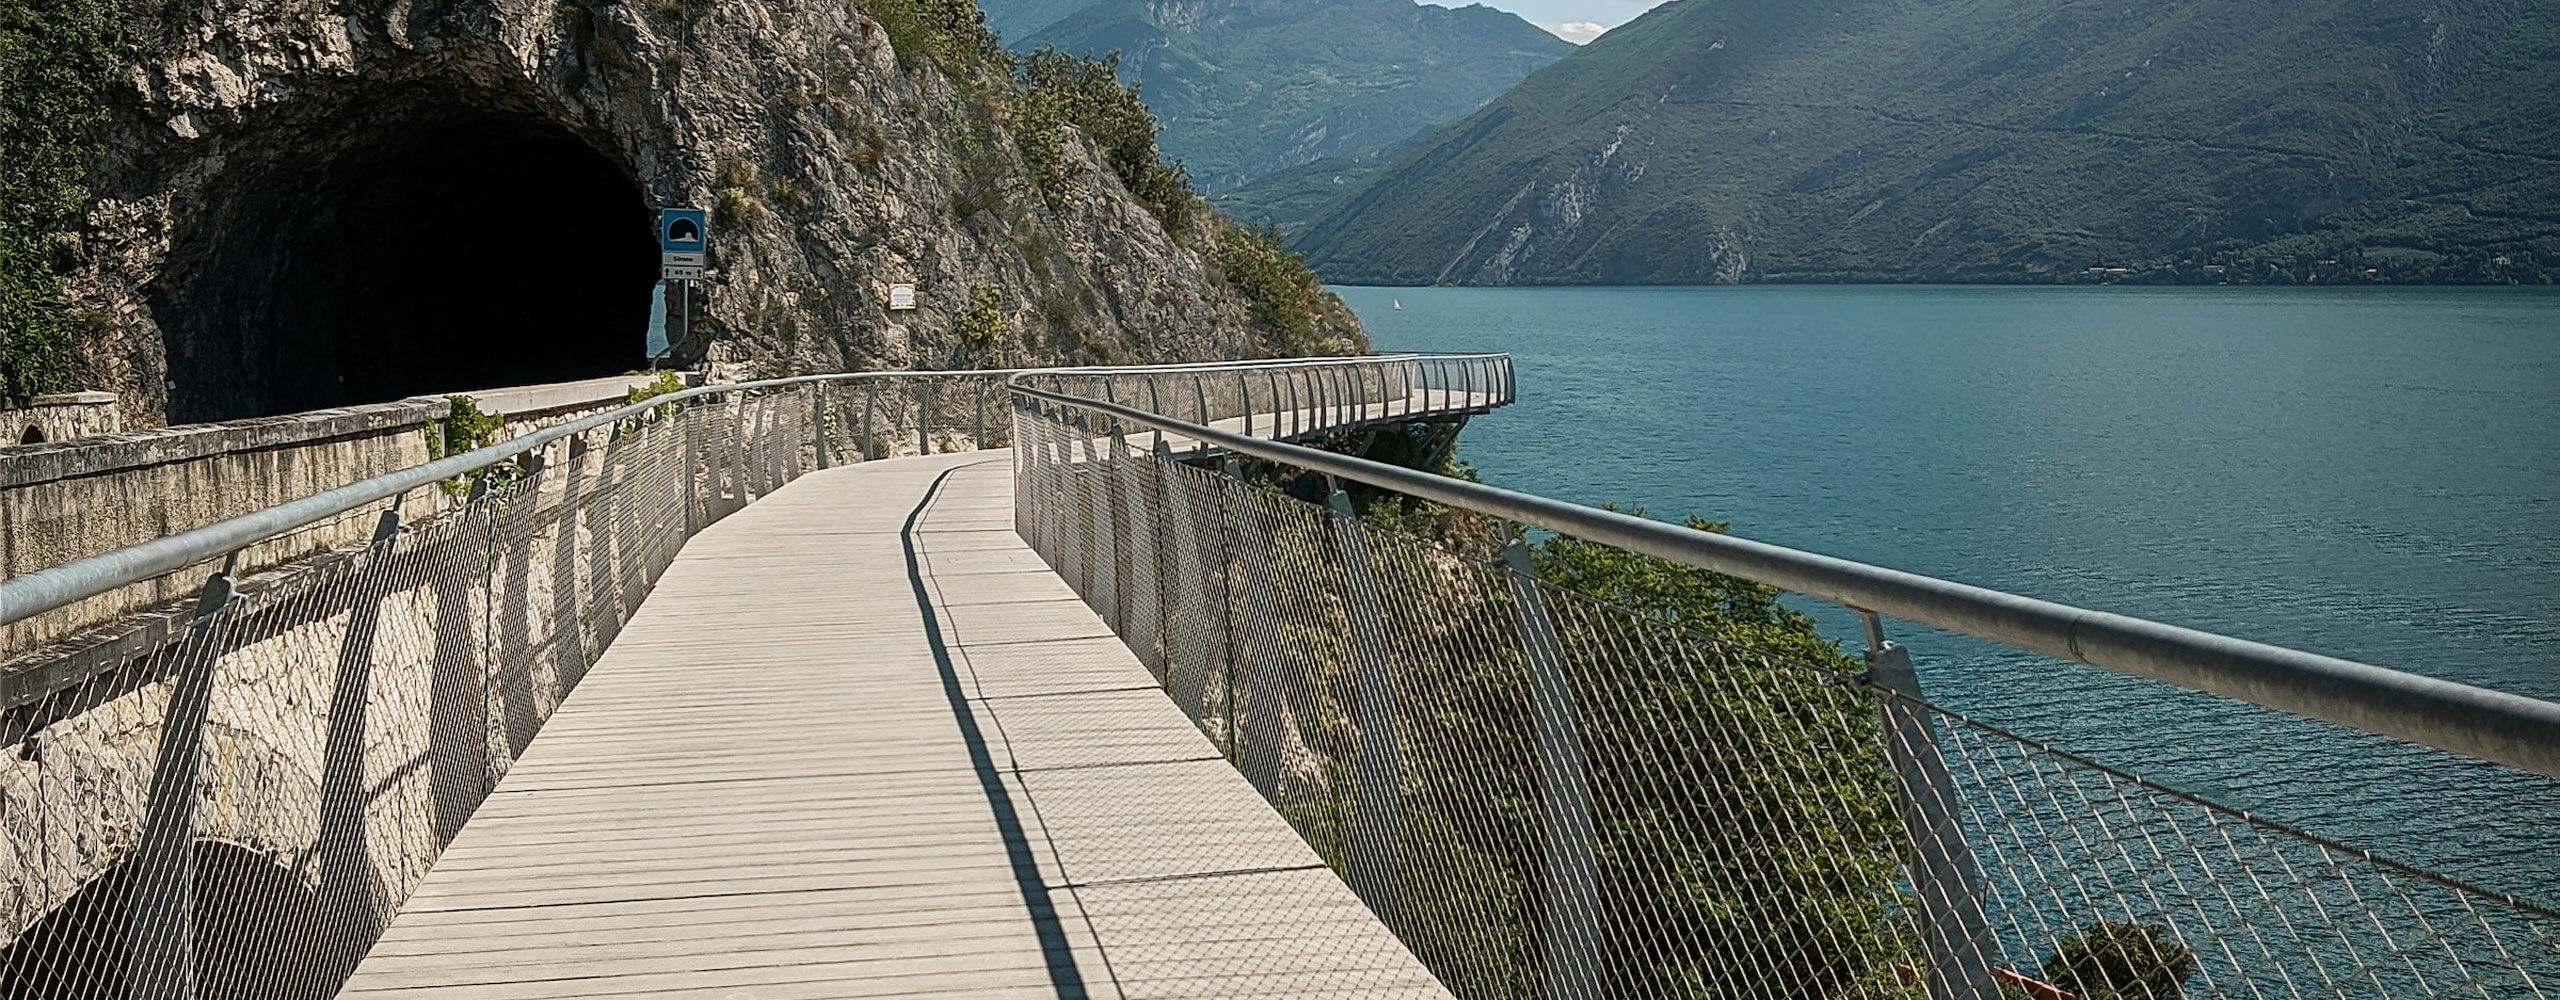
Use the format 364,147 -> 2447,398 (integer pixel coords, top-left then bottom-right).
659,207 -> 708,362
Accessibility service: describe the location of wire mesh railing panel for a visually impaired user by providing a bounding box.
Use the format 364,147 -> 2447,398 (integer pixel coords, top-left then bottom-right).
0,358 -> 1506,1000
810,375 -> 1018,466
1012,390 -> 2560,1000
0,372 -> 1025,1000
1918,705 -> 2560,1000
1015,355 -> 1508,451
0,410 -> 712,998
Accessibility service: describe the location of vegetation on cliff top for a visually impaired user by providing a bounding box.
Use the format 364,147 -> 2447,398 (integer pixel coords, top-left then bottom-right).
0,0 -> 115,397
962,24 -> 1346,351
771,0 -> 1349,352
1297,0 -> 2560,286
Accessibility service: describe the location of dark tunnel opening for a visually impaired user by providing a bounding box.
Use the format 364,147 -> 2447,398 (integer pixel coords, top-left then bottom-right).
165,109 -> 659,422
0,841 -> 339,1000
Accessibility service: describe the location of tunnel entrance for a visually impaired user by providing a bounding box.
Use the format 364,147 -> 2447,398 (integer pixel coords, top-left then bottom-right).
0,841 -> 338,1000
165,108 -> 659,422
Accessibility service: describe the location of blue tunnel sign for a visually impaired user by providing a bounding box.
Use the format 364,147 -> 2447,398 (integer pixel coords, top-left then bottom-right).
659,208 -> 707,253
659,207 -> 708,279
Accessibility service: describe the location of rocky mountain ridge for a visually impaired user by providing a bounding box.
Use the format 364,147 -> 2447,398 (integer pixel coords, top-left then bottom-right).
1298,0 -> 2560,285
991,0 -> 1570,192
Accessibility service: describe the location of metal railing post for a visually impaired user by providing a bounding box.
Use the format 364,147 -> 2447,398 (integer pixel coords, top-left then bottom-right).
1504,540 -> 1602,999
1312,367 -> 1328,432
974,380 -> 987,449
1231,458 -> 1288,796
814,383 -> 830,469
681,399 -> 700,531
1150,439 -> 1186,693
1278,370 -> 1294,437
919,381 -> 935,456
1107,424 -> 1131,637
1147,378 -> 1165,454
1328,486 -> 1400,919
1864,614 -> 1999,1000
129,562 -> 238,1000
1215,455 -> 1240,756
725,394 -> 748,514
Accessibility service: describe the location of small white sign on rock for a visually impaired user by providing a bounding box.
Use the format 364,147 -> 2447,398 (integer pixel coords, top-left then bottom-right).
888,283 -> 917,311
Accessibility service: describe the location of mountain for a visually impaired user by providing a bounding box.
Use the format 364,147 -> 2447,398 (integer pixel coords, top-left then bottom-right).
995,0 -> 1573,192
1299,0 -> 2560,284
1212,151 -> 1391,233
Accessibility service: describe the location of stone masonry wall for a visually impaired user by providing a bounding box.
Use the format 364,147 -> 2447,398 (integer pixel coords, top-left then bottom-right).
0,404 -> 707,979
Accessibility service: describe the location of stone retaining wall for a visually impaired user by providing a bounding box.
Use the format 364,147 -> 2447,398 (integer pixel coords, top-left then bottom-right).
0,408 -> 707,982
0,375 -> 681,671
1,393 -> 125,447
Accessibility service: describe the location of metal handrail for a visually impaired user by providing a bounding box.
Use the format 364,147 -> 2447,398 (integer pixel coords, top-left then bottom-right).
0,356 -> 1482,628
1007,381 -> 2560,781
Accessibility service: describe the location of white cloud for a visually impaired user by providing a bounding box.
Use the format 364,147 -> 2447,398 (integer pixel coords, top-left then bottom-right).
1539,19 -> 1607,43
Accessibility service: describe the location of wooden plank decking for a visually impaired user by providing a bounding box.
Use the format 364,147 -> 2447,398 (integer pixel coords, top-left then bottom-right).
340,451 -> 1451,999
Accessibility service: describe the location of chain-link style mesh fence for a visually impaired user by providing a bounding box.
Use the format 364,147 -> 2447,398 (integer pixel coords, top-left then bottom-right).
1020,354 -> 1510,447
1012,390 -> 2560,1000
2,379 -> 833,999
0,390 -> 715,999
0,358 -> 1513,999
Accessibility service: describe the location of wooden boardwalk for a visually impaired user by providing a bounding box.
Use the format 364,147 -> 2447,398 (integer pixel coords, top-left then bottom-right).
341,451 -> 1452,999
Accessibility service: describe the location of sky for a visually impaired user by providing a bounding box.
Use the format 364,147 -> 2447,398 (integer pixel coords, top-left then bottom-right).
1464,0 -> 1668,43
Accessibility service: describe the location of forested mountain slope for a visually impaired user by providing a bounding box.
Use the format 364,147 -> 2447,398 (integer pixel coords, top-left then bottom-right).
995,0 -> 1572,191
1299,0 -> 2560,284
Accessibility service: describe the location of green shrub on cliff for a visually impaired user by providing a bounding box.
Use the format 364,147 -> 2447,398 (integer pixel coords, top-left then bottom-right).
0,0 -> 115,396
2035,921 -> 2198,1000
1013,47 -> 1191,229
859,0 -> 999,74
624,370 -> 684,404
1211,220 -> 1322,350
1288,444 -> 1912,998
1518,513 -> 1909,998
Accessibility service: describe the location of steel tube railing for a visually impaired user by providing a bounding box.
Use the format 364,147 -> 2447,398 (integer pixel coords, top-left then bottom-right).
0,370 -> 961,626
1005,381 -> 2560,780
0,354 -> 1506,630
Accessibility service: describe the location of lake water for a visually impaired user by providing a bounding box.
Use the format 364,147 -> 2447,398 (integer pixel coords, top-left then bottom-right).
1341,284 -> 2560,905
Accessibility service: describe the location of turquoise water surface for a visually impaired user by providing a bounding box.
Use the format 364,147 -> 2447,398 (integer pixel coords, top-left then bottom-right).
1343,284 -> 2560,904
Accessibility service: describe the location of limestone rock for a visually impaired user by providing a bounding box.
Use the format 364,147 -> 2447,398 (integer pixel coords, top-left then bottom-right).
60,0 -> 1364,425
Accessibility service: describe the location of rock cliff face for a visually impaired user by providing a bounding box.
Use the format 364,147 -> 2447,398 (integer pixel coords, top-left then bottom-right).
58,0 -> 1360,424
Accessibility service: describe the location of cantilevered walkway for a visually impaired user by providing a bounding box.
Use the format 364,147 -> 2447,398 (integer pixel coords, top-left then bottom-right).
13,355 -> 2556,1000
339,452 -> 1453,998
